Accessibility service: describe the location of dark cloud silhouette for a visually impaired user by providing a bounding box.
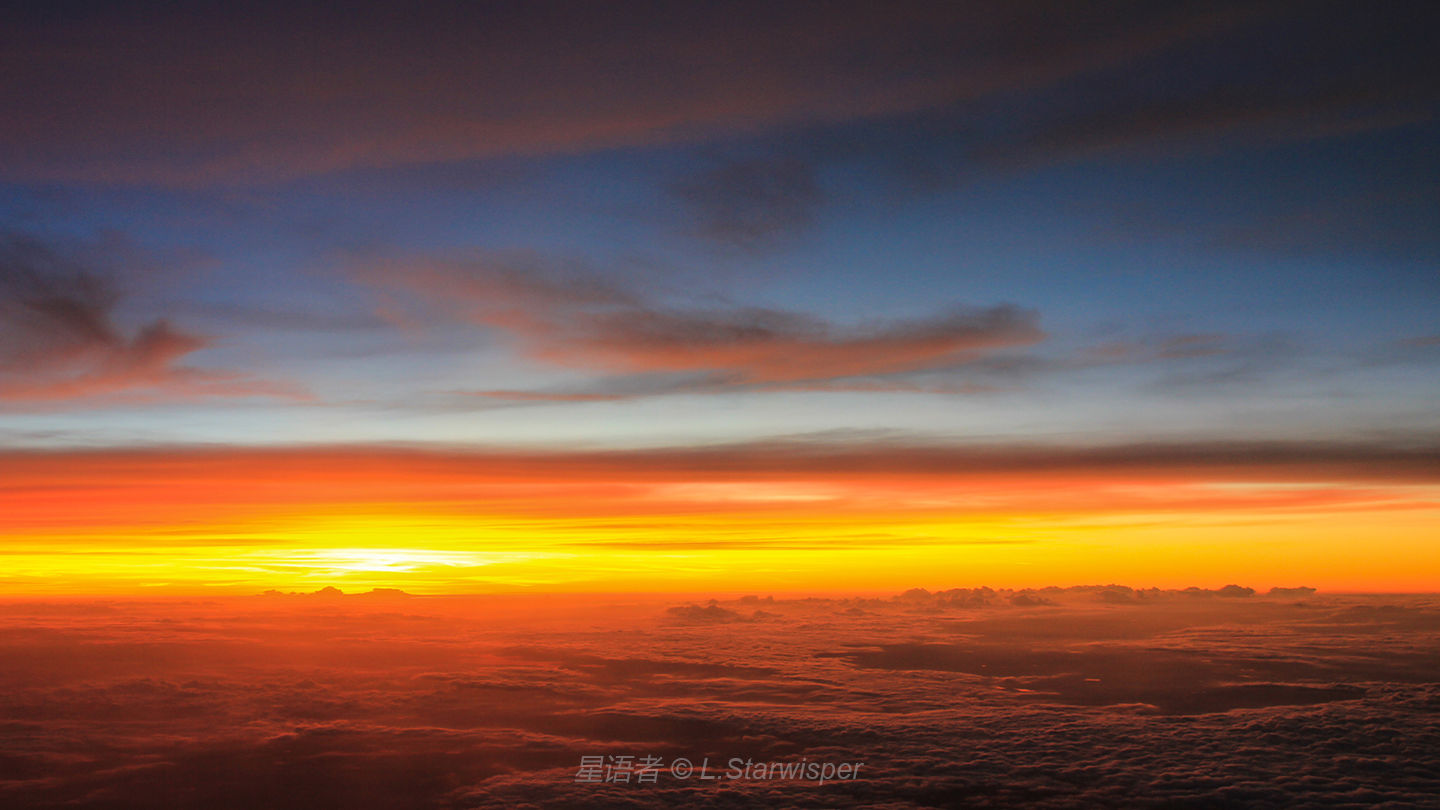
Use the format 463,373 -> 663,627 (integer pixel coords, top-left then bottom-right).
664,602 -> 749,624
261,586 -> 413,599
633,2 -> 1440,266
1268,586 -> 1316,598
670,153 -> 825,250
10,434 -> 1440,482
0,231 -> 300,406
839,2 -> 1439,189
977,73 -> 1440,172
1200,182 -> 1440,265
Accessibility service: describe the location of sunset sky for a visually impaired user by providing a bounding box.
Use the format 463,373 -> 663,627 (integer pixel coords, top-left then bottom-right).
2,0 -> 1438,594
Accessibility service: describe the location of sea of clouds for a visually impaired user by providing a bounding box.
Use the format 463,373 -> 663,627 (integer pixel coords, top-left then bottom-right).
1,586 -> 1437,808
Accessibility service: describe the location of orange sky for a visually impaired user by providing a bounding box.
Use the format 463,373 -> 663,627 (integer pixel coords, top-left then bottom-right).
4,442 -> 1436,595
2,0 -> 1438,605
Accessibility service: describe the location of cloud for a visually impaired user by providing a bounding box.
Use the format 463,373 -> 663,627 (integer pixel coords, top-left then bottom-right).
889,584 -> 1285,612
1401,334 -> 1440,349
823,640 -> 1369,714
261,586 -> 413,599
449,389 -> 631,403
0,231 -> 301,407
1268,586 -> 1316,598
663,602 -> 750,624
2,439 -> 1437,550
685,3 -> 1440,227
1200,183 -> 1440,264
978,74 -> 1440,172
1082,333 -> 1232,363
0,1 -> 1280,185
954,3 -> 1438,177
959,327 -> 1360,401
572,305 -> 1038,384
364,252 -> 1042,395
8,438 -> 1439,494
454,375 -> 1008,407
669,152 -> 825,250
3,592 -> 1439,808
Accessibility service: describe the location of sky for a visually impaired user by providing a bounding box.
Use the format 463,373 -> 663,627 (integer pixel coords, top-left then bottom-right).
1,0 -> 1438,594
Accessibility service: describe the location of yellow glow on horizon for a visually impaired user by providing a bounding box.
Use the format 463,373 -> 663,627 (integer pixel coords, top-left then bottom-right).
3,448 -> 1437,596
2,501 -> 1436,596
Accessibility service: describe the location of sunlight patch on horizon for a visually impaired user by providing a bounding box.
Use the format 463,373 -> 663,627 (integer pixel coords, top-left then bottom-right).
250,547 -> 549,575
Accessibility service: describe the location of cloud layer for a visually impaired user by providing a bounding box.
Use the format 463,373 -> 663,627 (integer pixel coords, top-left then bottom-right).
1,590 -> 1437,807
0,1 -> 1277,185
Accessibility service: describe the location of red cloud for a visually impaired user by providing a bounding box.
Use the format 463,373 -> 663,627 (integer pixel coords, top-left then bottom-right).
366,254 -> 1042,388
